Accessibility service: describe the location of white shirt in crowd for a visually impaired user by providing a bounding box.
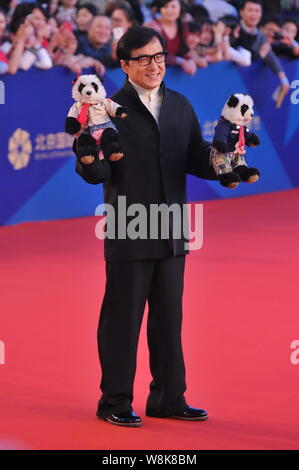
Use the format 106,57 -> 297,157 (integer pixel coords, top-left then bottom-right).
0,42 -> 52,71
229,45 -> 252,66
19,47 -> 52,71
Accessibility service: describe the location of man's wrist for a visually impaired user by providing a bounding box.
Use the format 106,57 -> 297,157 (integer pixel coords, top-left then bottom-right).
279,75 -> 289,85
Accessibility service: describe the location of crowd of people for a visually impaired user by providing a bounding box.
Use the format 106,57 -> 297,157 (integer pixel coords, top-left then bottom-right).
1,0 -> 299,92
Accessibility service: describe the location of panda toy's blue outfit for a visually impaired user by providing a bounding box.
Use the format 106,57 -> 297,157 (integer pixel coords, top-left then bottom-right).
213,117 -> 255,153
211,117 -> 252,173
210,93 -> 261,189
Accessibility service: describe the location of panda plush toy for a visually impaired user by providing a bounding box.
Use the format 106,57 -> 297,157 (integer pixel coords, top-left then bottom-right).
65,74 -> 128,164
211,93 -> 261,189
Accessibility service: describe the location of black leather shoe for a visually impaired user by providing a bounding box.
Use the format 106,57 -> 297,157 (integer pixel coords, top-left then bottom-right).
147,406 -> 208,421
97,410 -> 142,427
171,406 -> 208,421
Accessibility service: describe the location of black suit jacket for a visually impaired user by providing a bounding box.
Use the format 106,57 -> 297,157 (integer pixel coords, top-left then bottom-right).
75,79 -> 218,261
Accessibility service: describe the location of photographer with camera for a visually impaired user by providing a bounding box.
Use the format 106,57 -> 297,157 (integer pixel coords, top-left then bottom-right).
274,19 -> 299,58
261,16 -> 299,58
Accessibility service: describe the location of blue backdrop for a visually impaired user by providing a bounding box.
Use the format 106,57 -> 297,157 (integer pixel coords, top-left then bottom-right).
1,59 -> 298,226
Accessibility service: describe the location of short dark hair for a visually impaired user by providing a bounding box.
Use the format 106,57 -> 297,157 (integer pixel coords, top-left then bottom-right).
9,1 -> 49,33
187,21 -> 202,35
0,1 -> 10,14
153,0 -> 185,15
76,3 -> 98,16
260,15 -> 280,27
116,26 -> 167,61
188,4 -> 210,23
220,14 -> 240,30
281,17 -> 298,29
90,14 -> 111,26
240,0 -> 262,9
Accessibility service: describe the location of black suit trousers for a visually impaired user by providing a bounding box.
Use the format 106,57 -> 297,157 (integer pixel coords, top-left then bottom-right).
97,255 -> 188,416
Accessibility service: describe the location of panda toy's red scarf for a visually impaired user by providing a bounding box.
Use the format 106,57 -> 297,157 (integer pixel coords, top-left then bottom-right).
78,103 -> 92,126
238,125 -> 245,151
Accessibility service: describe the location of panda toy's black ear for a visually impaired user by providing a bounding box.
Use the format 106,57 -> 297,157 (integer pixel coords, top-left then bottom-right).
227,95 -> 239,108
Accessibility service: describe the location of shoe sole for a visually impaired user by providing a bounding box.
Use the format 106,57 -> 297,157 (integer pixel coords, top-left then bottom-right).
97,414 -> 142,427
146,412 -> 208,421
171,415 -> 208,421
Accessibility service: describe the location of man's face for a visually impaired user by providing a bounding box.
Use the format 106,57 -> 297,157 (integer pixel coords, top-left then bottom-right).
261,21 -> 280,43
88,16 -> 112,46
240,2 -> 262,28
282,21 -> 298,40
120,37 -> 166,90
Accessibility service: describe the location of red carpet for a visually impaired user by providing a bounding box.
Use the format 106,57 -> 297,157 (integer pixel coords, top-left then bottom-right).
0,189 -> 298,450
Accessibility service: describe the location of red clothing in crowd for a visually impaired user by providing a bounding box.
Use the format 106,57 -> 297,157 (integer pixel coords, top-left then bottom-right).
144,18 -> 189,65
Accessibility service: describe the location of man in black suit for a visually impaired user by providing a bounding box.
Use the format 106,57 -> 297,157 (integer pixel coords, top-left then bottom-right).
75,26 -> 218,427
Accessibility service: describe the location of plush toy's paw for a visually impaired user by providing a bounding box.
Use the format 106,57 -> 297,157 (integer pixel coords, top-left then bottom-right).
100,128 -> 121,159
76,144 -> 99,161
219,172 -> 241,189
65,117 -> 81,135
213,140 -> 228,154
103,142 -> 124,161
234,165 -> 260,183
80,156 -> 95,164
109,152 -> 124,162
115,106 -> 128,118
246,173 -> 259,183
247,133 -> 260,147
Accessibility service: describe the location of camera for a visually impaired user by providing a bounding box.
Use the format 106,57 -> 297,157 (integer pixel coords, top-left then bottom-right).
274,31 -> 283,41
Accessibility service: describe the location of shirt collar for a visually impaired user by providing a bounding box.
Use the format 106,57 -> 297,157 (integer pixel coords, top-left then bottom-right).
129,79 -> 161,99
240,19 -> 258,35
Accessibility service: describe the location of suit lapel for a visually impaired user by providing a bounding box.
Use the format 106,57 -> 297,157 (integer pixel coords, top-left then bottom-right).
158,84 -> 171,130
